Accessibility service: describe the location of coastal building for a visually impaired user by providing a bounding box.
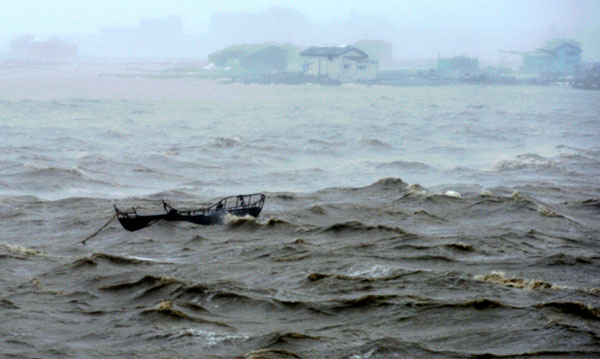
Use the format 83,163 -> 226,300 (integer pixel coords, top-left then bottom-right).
521,39 -> 581,75
300,45 -> 378,82
437,55 -> 479,76
208,44 -> 290,73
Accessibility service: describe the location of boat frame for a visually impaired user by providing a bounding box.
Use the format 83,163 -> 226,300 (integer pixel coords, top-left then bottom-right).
114,193 -> 265,231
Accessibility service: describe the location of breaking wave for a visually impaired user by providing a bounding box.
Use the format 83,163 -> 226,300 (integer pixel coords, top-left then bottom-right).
321,220 -> 408,235
474,271 -> 563,290
71,253 -> 160,268
536,302 -> 600,320
0,242 -> 42,256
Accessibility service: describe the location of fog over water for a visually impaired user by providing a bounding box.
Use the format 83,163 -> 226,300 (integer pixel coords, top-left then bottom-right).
1,1 -> 600,61
1,2 -> 600,359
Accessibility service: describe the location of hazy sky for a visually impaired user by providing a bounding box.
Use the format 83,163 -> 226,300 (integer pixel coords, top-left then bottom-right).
1,0 -> 598,36
1,0 -> 599,61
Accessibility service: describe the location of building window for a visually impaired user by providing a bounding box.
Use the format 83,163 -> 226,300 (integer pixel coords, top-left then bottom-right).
357,65 -> 368,70
343,64 -> 351,69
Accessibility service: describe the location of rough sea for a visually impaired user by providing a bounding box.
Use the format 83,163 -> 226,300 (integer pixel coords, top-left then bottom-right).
1,64 -> 599,358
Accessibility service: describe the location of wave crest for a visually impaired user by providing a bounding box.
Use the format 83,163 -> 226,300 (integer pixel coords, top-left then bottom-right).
225,214 -> 296,231
322,220 -> 408,235
72,253 -> 158,268
0,242 -> 42,256
536,302 -> 600,320
475,271 -> 561,290
243,348 -> 302,359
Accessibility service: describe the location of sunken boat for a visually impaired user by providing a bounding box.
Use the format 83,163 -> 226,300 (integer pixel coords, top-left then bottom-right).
114,193 -> 265,231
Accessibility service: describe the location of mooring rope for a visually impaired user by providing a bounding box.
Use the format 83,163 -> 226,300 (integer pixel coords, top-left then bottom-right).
81,213 -> 117,245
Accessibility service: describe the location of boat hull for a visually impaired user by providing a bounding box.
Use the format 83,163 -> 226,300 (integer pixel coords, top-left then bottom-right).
115,194 -> 265,232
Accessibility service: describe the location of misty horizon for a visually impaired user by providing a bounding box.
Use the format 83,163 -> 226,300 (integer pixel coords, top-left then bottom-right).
1,1 -> 599,62
1,2 -> 600,358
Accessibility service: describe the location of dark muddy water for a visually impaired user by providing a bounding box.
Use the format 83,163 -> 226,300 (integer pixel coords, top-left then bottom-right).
1,69 -> 599,358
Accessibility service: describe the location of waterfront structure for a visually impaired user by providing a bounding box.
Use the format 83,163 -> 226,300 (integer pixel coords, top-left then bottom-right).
521,39 -> 582,75
300,45 -> 378,82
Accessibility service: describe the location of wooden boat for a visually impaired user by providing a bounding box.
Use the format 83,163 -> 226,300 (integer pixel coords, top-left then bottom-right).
114,193 -> 265,231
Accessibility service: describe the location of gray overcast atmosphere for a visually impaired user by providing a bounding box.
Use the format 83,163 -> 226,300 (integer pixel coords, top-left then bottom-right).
2,2 -> 600,359
1,0 -> 599,61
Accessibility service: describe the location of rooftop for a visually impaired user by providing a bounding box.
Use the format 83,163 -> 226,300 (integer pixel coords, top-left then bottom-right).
300,45 -> 367,58
539,39 -> 582,52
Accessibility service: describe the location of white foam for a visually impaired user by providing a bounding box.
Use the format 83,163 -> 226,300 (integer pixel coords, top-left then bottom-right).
181,328 -> 248,346
0,242 -> 42,256
224,213 -> 256,224
351,349 -> 376,359
474,271 -> 566,290
537,205 -> 560,217
125,255 -> 159,262
407,183 -> 428,196
443,190 -> 461,198
347,264 -> 393,278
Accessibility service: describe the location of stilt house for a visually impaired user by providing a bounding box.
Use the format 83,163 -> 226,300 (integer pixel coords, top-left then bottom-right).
300,45 -> 378,82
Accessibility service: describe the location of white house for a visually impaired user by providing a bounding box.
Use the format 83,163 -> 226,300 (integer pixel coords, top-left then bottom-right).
522,39 -> 582,75
300,45 -> 378,82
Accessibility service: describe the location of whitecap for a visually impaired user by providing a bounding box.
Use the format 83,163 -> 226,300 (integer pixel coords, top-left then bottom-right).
443,190 -> 461,198
180,328 -> 249,346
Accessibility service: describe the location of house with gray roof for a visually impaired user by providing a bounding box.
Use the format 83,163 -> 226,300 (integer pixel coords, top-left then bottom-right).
522,39 -> 582,75
300,45 -> 378,82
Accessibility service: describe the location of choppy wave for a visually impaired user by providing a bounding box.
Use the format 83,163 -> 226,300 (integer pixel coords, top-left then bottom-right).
209,136 -> 242,148
368,176 -> 409,190
307,268 -> 419,283
243,348 -> 303,359
0,242 -> 42,256
142,299 -> 233,327
475,271 -> 563,290
71,253 -> 161,268
321,220 -> 409,235
1,82 -> 600,358
99,275 -> 182,291
360,138 -> 394,148
375,160 -> 434,172
535,253 -> 596,266
225,214 -> 301,232
0,298 -> 20,309
536,302 -> 600,320
175,328 -> 248,346
340,338 -> 458,359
